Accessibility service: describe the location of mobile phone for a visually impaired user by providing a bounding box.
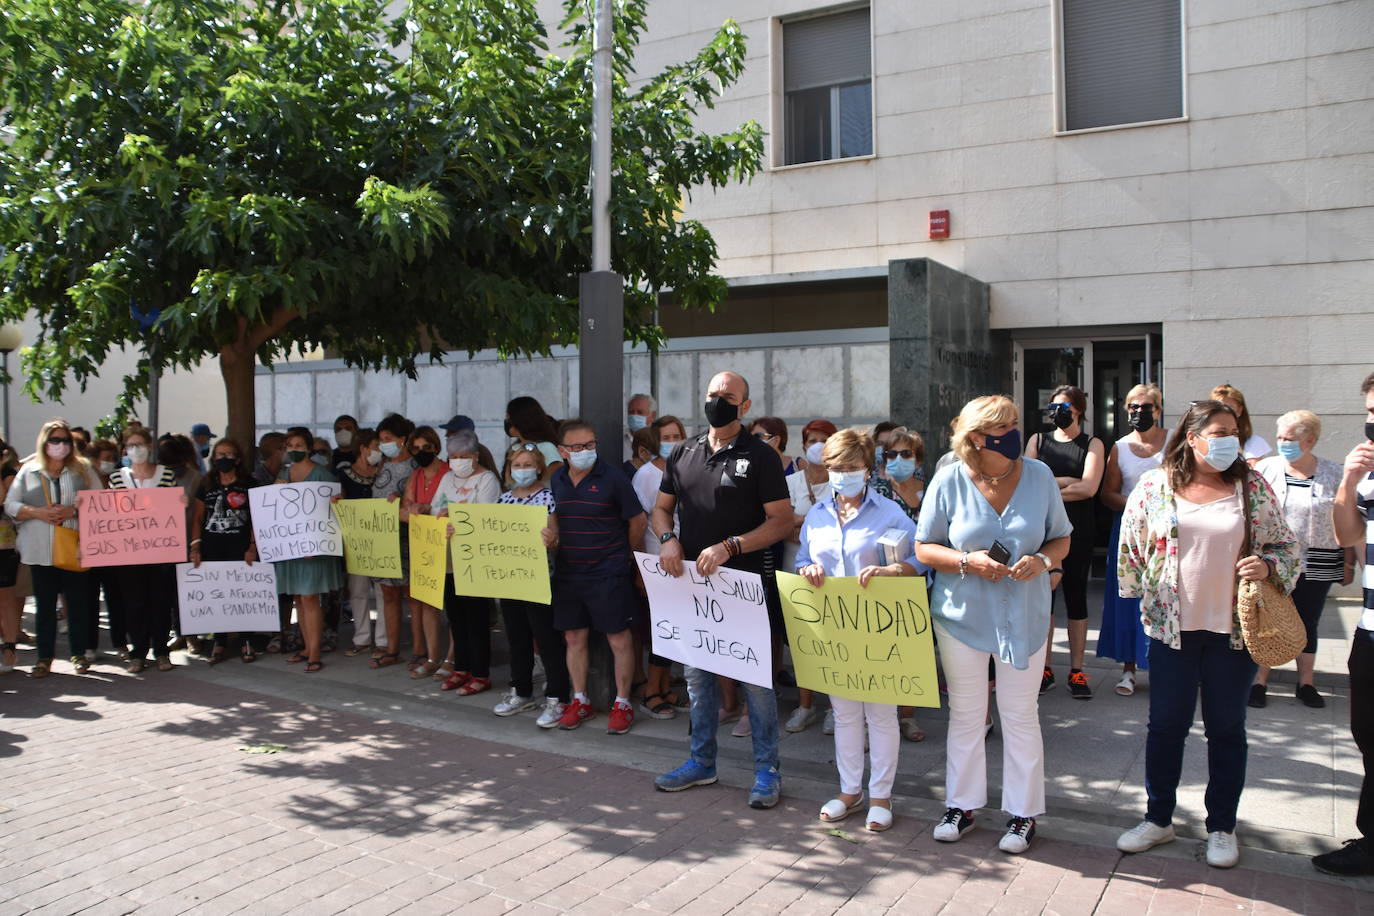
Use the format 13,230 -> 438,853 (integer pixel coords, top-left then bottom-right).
987,540 -> 1012,565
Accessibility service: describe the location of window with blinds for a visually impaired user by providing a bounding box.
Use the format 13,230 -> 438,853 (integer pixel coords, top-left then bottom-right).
1060,0 -> 1184,132
783,7 -> 873,165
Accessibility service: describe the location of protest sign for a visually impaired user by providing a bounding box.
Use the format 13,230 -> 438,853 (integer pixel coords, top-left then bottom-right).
249,482 -> 342,562
78,487 -> 187,567
634,552 -> 773,688
449,503 -> 551,604
777,571 -> 939,707
408,514 -> 449,608
333,498 -> 402,577
175,561 -> 280,635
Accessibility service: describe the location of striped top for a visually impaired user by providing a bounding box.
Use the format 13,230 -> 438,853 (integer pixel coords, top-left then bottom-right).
550,459 -> 643,578
1360,474 -> 1374,631
1284,474 -> 1345,582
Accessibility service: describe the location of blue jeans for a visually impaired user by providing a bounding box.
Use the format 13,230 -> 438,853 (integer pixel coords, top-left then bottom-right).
1145,632 -> 1257,833
685,666 -> 780,772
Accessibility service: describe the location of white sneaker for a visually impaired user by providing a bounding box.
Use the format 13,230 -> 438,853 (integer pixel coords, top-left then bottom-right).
1117,820 -> 1176,853
822,708 -> 835,735
492,690 -> 536,717
785,705 -> 817,733
535,699 -> 565,729
998,817 -> 1036,854
1206,830 -> 1239,868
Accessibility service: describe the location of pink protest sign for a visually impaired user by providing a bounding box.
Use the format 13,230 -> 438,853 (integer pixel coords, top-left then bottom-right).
78,487 -> 188,567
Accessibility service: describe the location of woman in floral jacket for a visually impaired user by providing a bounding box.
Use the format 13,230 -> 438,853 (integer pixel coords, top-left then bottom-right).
1114,400 -> 1299,870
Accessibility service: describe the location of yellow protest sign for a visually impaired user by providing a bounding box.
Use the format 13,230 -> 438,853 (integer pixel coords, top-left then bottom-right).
408,514 -> 449,608
778,571 -> 939,708
333,499 -> 402,577
448,503 -> 551,605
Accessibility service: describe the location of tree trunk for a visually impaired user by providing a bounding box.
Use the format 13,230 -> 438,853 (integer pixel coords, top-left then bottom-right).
220,340 -> 258,462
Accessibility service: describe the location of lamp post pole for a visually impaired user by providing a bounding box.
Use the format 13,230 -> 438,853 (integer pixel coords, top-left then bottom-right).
0,324 -> 23,442
1,349 -> 10,440
579,0 -> 624,708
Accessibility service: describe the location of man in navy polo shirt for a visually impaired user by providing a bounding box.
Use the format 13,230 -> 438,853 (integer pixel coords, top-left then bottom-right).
550,418 -> 647,735
650,370 -> 793,808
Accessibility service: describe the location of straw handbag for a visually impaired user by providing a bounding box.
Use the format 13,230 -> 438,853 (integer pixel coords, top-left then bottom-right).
1235,477 -> 1304,668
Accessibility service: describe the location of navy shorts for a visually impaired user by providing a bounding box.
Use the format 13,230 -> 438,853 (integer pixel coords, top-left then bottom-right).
552,574 -> 638,635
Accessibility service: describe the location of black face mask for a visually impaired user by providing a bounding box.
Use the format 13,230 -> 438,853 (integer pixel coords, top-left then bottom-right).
703,396 -> 739,429
1128,405 -> 1155,432
286,449 -> 308,465
1366,421 -> 1374,443
413,450 -> 437,468
1048,404 -> 1074,430
212,456 -> 237,474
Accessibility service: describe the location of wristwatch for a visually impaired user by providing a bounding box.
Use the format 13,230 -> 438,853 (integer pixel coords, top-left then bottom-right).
1034,552 -> 1052,570
659,531 -> 677,544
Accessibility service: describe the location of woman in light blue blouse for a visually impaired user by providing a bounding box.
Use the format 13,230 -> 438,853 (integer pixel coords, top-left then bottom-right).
915,395 -> 1072,855
797,429 -> 923,833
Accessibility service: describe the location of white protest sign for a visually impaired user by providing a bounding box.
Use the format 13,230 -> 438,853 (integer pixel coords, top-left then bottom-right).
634,551 -> 773,689
249,482 -> 342,562
176,561 -> 280,635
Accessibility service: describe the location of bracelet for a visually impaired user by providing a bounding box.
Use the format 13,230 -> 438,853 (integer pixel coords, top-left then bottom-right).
190,539 -> 203,546
731,536 -> 743,556
958,552 -> 969,580
1048,567 -> 1064,577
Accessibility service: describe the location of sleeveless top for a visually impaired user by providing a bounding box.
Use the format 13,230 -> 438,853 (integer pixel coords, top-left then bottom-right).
1117,432 -> 1172,502
1038,432 -> 1096,542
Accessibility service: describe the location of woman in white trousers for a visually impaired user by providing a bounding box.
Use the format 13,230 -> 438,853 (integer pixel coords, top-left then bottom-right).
796,429 -> 923,832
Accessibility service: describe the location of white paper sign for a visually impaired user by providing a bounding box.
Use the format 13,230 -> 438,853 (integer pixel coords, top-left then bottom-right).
249,482 -> 343,562
176,561 -> 280,635
634,551 -> 774,689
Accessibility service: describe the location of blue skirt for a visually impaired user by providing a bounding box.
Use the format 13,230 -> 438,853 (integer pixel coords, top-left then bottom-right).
1096,513 -> 1150,670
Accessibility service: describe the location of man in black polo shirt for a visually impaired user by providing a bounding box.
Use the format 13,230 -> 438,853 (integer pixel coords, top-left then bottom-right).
650,370 -> 793,808
550,419 -> 647,735
1316,371 -> 1374,876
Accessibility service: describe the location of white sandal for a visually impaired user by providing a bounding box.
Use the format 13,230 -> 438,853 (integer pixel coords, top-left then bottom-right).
819,796 -> 865,823
866,806 -> 894,832
1115,672 -> 1136,696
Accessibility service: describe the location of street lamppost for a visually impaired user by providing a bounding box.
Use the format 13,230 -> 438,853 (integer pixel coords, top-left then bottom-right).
0,324 -> 22,440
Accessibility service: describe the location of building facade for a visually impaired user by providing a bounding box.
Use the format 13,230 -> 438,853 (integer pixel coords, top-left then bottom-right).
255,0 -> 1373,463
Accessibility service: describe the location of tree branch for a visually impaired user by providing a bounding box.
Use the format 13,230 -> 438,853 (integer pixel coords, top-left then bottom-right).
248,306 -> 298,351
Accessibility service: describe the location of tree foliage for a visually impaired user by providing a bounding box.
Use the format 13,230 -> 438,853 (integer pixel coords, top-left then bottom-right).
0,0 -> 762,440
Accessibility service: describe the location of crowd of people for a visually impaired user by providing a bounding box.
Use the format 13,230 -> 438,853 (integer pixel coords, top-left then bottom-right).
2,369 -> 1372,879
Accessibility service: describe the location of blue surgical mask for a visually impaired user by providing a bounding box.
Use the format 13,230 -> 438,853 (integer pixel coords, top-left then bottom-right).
805,442 -> 825,465
379,441 -> 401,459
568,449 -> 597,471
659,441 -> 676,460
886,457 -> 917,482
1200,435 -> 1240,471
1277,440 -> 1304,462
828,470 -> 867,498
627,414 -> 648,431
511,468 -> 539,487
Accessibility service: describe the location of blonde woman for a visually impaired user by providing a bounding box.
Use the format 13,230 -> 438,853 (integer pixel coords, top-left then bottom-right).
1253,410 -> 1352,709
797,429 -> 921,833
1097,383 -> 1168,695
915,396 -> 1071,854
4,419 -> 99,676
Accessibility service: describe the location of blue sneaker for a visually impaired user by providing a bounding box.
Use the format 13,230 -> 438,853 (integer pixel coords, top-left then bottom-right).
748,766 -> 781,809
654,760 -> 718,793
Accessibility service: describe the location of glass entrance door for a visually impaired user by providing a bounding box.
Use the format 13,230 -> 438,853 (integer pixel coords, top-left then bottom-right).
1015,334 -> 1161,441
1016,342 -> 1088,438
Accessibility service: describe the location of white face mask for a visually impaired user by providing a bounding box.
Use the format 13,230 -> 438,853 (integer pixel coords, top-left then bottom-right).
805,441 -> 825,465
335,429 -> 354,449
98,460 -> 116,476
126,444 -> 150,465
450,458 -> 474,477
364,449 -> 383,467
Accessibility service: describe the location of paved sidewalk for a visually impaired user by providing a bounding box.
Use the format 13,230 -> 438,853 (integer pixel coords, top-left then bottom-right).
2,669 -> 1371,915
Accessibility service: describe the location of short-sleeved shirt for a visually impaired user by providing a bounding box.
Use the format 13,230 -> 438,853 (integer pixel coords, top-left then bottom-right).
336,465 -> 375,500
197,476 -> 258,561
372,457 -> 416,501
501,487 -> 556,575
551,459 -> 644,578
659,429 -> 790,575
915,458 -> 1073,669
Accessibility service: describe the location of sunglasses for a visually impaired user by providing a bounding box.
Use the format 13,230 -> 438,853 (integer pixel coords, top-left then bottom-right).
48,436 -> 72,444
884,449 -> 916,460
753,431 -> 777,441
509,442 -> 539,453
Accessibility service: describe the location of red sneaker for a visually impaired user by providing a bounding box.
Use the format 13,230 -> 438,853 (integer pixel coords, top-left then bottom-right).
607,701 -> 635,735
558,698 -> 596,730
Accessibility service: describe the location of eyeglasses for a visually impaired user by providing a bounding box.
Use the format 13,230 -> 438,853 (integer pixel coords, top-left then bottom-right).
1126,404 -> 1155,412
48,437 -> 72,444
884,449 -> 915,460
561,441 -> 597,452
508,442 -> 539,453
753,432 -> 777,441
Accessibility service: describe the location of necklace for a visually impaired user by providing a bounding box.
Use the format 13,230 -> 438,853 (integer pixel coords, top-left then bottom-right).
978,459 -> 1017,484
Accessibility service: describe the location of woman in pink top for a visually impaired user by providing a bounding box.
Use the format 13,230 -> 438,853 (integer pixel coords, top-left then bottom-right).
1115,400 -> 1299,870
